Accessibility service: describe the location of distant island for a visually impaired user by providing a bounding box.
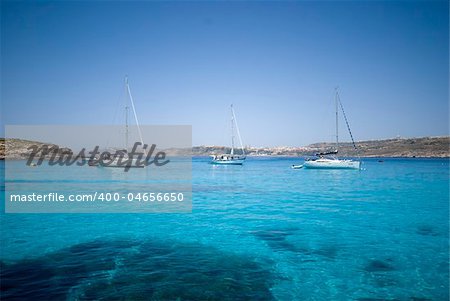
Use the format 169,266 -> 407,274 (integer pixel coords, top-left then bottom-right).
193,136 -> 449,158
1,136 -> 449,159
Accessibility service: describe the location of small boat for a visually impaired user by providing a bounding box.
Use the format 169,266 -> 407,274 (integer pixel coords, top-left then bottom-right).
211,104 -> 246,165
303,88 -> 361,170
291,164 -> 303,169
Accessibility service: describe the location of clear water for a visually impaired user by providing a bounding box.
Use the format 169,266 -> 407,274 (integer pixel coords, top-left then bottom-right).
1,158 -> 449,300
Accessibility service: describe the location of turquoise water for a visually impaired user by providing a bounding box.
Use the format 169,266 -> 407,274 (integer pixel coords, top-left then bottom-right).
1,158 -> 449,300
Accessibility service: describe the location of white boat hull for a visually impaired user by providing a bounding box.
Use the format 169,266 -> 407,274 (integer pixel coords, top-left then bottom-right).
211,159 -> 245,165
210,155 -> 245,165
303,158 -> 360,169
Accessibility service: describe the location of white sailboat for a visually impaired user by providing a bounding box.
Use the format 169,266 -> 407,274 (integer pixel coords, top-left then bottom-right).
210,104 -> 246,165
303,88 -> 361,170
101,76 -> 146,168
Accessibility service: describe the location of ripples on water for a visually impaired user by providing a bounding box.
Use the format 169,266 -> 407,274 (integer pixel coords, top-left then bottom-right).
0,158 -> 449,300
1,239 -> 275,301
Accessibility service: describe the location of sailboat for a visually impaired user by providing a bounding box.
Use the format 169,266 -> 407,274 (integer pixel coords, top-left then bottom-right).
303,88 -> 361,170
101,76 -> 146,168
210,104 -> 246,165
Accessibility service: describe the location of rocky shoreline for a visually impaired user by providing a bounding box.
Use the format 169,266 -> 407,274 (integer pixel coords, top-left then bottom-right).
1,136 -> 449,160
0,138 -> 73,160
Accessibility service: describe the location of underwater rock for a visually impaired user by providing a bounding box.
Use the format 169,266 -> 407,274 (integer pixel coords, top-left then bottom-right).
416,225 -> 439,236
1,238 -> 276,301
251,228 -> 300,253
251,228 -> 340,261
364,259 -> 396,272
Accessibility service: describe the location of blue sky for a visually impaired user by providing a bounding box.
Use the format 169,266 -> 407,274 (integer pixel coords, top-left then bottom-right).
1,1 -> 448,147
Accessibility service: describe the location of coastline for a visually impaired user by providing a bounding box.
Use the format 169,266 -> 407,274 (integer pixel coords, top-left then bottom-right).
193,136 -> 449,158
1,136 -> 449,160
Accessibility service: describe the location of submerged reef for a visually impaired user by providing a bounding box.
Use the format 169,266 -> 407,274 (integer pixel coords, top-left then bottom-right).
0,238 -> 275,301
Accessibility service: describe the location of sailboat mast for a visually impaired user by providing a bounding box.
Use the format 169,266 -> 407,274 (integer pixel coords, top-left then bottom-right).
335,88 -> 339,152
231,104 -> 246,156
125,105 -> 129,151
230,104 -> 235,155
125,76 -> 145,149
337,90 -> 359,154
125,77 -> 129,151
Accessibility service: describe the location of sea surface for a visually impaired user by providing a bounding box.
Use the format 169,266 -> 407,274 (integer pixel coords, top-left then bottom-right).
1,158 -> 449,300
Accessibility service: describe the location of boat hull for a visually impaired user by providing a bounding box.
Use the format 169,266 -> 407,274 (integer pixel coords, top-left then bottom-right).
210,155 -> 245,165
291,164 -> 304,169
210,159 -> 245,165
211,161 -> 245,165
303,159 -> 360,169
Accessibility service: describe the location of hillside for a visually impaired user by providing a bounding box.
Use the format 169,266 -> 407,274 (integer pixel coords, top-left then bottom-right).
193,136 -> 449,158
1,136 -> 448,159
0,138 -> 72,160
